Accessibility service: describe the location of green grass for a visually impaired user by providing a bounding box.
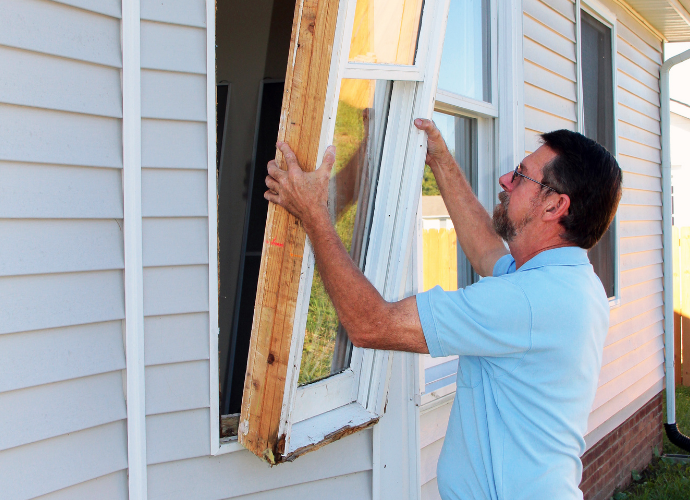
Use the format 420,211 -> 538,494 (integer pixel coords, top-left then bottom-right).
611,387 -> 690,499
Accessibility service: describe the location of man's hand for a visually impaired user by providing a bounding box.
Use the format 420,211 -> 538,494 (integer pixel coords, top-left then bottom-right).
264,142 -> 336,230
414,118 -> 455,172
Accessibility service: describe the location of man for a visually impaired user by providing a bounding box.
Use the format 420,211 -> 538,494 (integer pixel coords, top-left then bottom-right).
264,119 -> 622,499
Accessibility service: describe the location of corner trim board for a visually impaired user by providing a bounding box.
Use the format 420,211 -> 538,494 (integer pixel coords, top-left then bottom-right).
122,0 -> 148,497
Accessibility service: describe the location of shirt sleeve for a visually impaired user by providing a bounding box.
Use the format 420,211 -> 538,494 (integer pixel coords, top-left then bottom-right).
493,253 -> 516,277
416,276 -> 532,359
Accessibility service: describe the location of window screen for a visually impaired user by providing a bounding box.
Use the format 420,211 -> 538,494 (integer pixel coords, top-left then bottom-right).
581,10 -> 616,298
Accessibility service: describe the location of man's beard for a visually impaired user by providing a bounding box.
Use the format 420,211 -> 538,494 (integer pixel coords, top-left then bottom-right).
492,191 -> 537,242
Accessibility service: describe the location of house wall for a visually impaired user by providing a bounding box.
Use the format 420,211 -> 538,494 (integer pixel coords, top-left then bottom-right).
420,0 -> 666,495
0,0 -> 129,499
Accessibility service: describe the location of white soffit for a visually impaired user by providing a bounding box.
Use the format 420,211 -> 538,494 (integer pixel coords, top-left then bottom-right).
621,0 -> 690,41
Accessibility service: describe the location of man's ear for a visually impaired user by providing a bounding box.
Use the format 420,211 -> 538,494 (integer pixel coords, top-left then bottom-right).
543,193 -> 570,222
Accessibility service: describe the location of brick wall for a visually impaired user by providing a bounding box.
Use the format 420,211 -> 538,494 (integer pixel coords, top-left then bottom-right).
579,393 -> 664,500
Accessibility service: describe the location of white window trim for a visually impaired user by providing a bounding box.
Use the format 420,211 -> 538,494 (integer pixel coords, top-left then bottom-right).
209,0 -> 452,456
577,0 -> 622,309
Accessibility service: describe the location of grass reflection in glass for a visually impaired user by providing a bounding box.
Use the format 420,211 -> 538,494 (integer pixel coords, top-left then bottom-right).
298,81 -> 371,385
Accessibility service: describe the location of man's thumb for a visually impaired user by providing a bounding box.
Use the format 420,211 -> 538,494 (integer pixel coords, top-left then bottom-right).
321,145 -> 336,175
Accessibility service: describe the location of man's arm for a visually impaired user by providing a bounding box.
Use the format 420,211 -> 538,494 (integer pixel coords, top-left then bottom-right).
265,142 -> 428,353
414,119 -> 507,277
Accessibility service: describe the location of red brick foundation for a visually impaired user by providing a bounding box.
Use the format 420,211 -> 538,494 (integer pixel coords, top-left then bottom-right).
579,392 -> 663,500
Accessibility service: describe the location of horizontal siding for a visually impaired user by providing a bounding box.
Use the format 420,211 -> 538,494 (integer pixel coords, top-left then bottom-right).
141,0 -> 207,28
419,402 -> 452,494
0,45 -> 122,118
228,472 -> 373,500
142,119 -> 208,169
0,421 -> 128,500
0,104 -> 122,168
140,8 -> 215,483
0,371 -> 126,452
147,408 -> 211,464
0,163 -> 123,219
33,471 -> 128,500
0,321 -> 125,393
0,0 -> 122,67
523,0 -> 577,155
585,3 -> 664,446
145,312 -> 210,366
147,429 -> 373,500
0,219 -> 124,276
0,2 -> 128,497
145,360 -> 210,415
0,270 -> 125,335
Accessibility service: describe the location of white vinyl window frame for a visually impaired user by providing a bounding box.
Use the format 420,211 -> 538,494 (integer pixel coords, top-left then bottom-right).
415,0 -> 525,408
209,0 -> 453,456
576,0 -> 622,309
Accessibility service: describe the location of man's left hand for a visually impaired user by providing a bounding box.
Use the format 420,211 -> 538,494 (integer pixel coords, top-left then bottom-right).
264,142 -> 336,230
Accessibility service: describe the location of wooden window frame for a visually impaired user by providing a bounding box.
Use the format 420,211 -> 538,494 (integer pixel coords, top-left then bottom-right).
207,0 -> 453,462
576,0 -> 622,308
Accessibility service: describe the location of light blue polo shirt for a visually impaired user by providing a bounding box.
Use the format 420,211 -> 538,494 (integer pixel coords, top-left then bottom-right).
416,247 -> 609,500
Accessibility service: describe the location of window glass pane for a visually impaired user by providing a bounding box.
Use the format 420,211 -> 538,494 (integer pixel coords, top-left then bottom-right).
437,0 -> 491,102
581,10 -> 615,298
348,0 -> 424,65
421,112 -> 478,294
298,79 -> 391,385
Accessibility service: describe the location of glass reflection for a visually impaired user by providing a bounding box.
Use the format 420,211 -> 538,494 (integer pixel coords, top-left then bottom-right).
298,79 -> 391,385
437,0 -> 491,101
348,0 -> 424,65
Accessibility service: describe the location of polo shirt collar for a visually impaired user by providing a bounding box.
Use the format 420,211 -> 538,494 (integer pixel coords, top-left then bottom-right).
517,246 -> 589,271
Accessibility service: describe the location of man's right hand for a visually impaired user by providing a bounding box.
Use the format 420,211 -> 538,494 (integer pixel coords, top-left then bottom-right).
414,118 -> 454,171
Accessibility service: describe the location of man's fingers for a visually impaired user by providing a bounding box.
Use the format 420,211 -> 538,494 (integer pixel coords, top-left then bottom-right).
414,118 -> 442,140
264,189 -> 281,205
277,141 -> 302,173
319,145 -> 336,178
267,160 -> 286,180
265,175 -> 280,192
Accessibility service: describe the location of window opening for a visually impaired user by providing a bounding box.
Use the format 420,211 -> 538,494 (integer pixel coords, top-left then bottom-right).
299,79 -> 392,385
217,0 -> 297,417
348,0 -> 425,65
437,0 -> 491,102
581,9 -> 615,298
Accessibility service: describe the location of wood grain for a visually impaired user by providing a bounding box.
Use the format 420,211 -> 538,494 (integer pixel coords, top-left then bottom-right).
239,0 -> 341,463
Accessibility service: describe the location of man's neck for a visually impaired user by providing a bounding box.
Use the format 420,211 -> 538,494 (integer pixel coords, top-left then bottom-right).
508,231 -> 577,269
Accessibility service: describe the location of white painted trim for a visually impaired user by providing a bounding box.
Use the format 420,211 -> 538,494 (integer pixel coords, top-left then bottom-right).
343,63 -> 424,81
435,90 -> 499,117
122,0 -> 147,497
207,0 -> 221,457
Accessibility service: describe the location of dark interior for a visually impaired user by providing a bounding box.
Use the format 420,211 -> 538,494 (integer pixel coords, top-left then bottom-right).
216,0 -> 297,417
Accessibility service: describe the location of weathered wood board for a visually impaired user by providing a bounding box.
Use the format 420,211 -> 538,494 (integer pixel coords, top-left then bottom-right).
239,0 -> 341,463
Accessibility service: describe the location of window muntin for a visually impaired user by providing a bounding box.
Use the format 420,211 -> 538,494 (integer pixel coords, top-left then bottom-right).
580,8 -> 617,300
348,0 -> 424,65
299,79 -> 391,385
437,0 -> 491,102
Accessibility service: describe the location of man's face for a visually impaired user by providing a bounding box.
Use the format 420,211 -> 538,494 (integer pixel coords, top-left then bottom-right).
493,145 -> 559,242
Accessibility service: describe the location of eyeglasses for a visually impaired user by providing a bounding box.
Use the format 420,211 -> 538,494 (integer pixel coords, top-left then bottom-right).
511,164 -> 559,194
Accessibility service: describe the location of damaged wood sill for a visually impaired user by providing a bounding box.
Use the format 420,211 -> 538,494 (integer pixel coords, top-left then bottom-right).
221,413 -> 240,439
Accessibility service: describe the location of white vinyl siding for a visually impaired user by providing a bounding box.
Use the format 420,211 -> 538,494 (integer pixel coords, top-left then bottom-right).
523,0 -> 578,154
139,0 -> 212,472
419,401 -> 452,499
0,1 -> 128,498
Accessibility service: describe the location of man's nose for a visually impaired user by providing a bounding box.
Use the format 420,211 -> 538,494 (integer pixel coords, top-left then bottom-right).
498,171 -> 515,193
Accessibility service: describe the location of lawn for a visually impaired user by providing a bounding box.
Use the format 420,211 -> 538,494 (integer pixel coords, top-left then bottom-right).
611,387 -> 690,499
